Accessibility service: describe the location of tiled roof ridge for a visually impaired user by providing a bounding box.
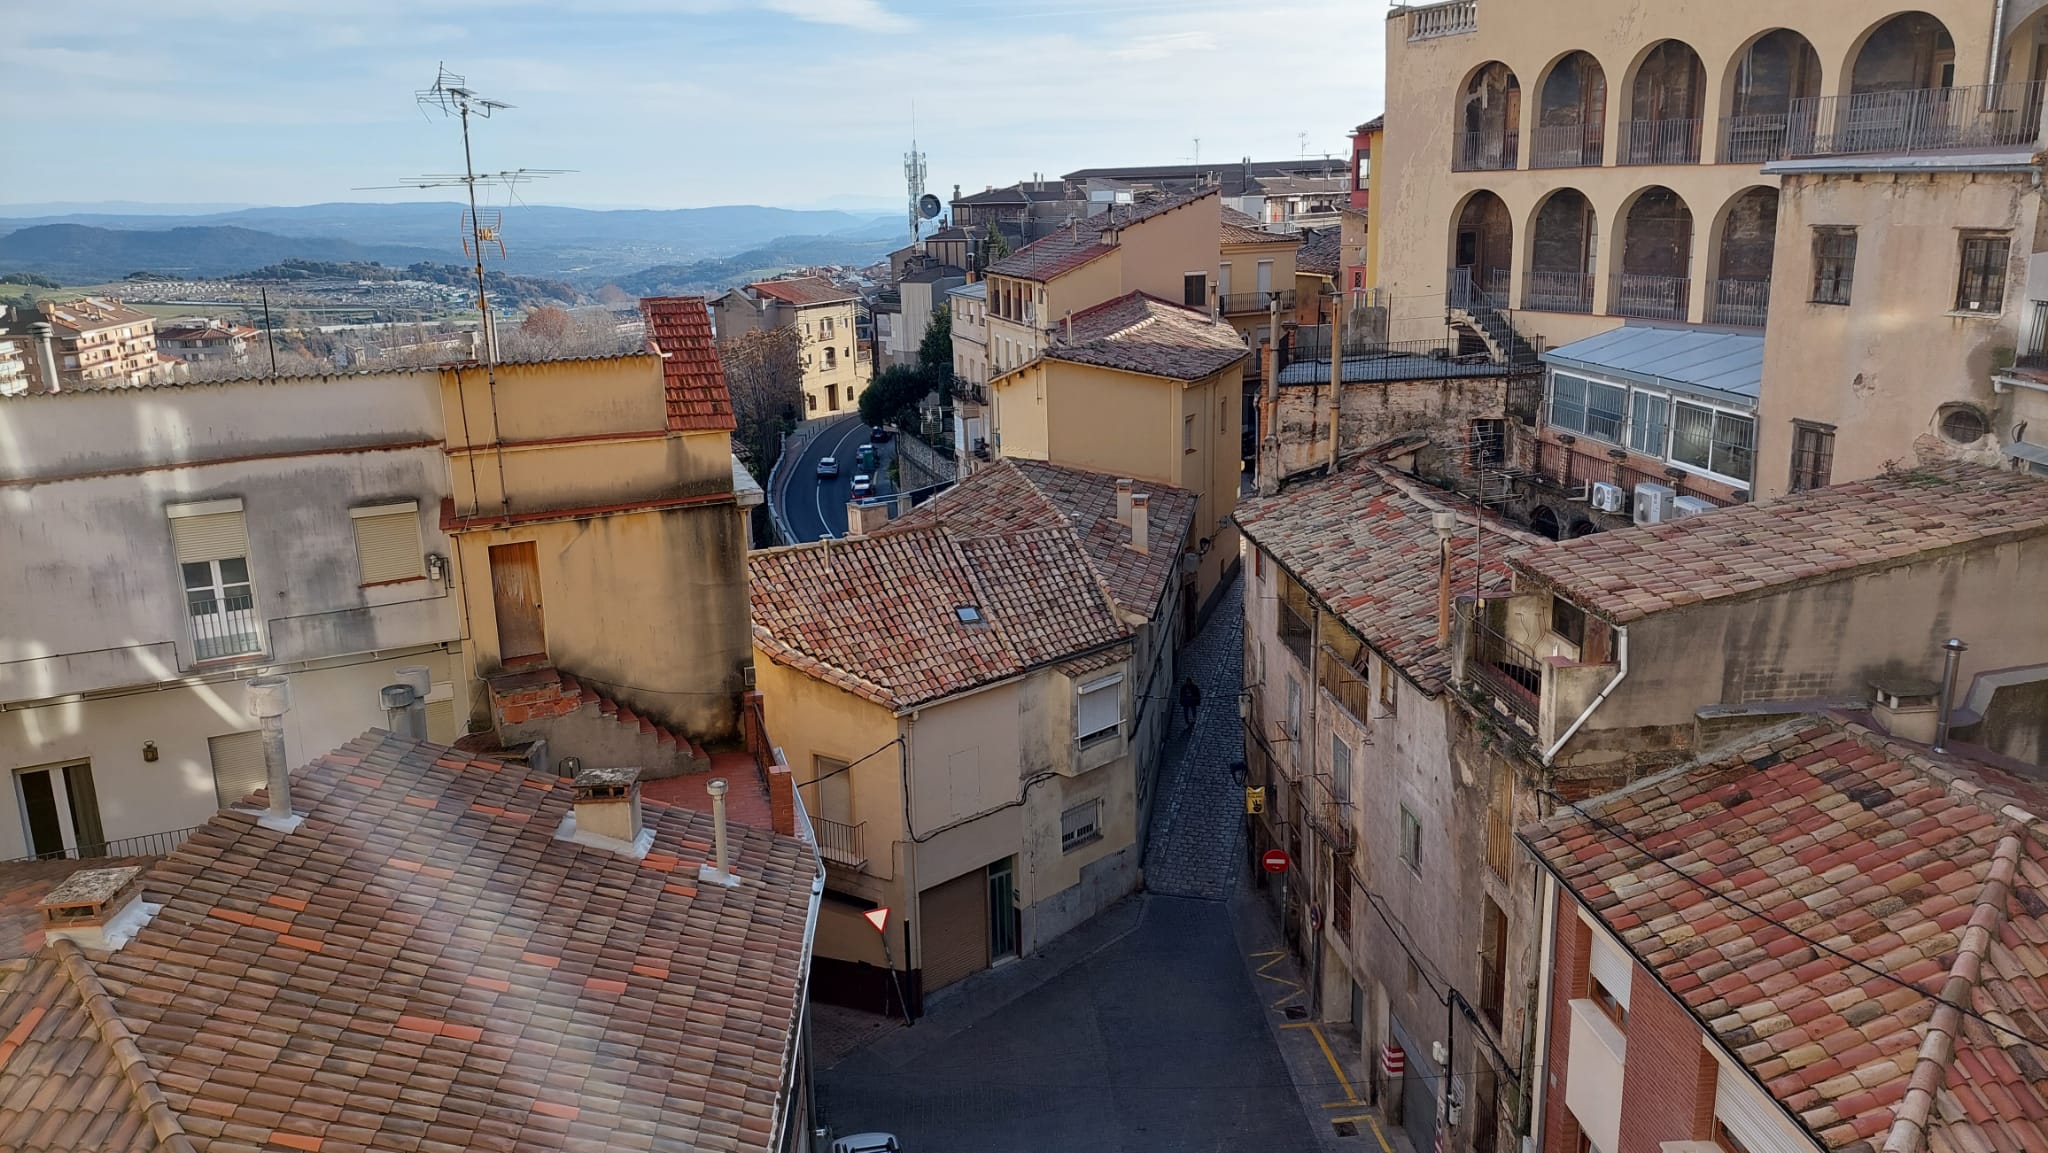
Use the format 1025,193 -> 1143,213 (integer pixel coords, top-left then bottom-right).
1832,716 -> 2048,834
1008,466 -> 1153,620
1374,465 -> 1552,548
50,939 -> 197,1153
1881,831 -> 2026,1153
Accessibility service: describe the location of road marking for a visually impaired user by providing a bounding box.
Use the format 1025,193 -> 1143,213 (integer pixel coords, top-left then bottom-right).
1253,949 -> 1305,1009
1282,1020 -> 1358,1106
1366,1114 -> 1393,1153
811,417 -> 867,537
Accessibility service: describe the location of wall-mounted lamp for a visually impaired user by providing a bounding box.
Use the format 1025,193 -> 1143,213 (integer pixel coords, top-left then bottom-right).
425,552 -> 449,588
142,741 -> 159,763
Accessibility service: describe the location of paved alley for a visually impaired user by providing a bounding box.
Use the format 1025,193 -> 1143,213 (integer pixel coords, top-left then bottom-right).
1143,577 -> 1250,899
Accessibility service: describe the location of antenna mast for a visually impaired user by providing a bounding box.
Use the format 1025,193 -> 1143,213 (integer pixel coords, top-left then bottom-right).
905,108 -> 927,250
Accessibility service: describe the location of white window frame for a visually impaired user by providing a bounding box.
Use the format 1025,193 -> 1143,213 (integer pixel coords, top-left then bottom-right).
1626,389 -> 1670,457
1060,798 -> 1102,853
1666,397 -> 1757,487
1075,673 -> 1124,745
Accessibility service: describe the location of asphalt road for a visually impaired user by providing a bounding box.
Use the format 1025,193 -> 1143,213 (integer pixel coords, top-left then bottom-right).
780,414 -> 898,543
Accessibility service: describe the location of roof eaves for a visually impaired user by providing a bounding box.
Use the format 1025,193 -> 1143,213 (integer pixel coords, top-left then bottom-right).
50,938 -> 199,1153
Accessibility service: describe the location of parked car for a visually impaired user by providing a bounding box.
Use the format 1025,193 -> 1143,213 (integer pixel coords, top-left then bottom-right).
869,425 -> 892,442
851,474 -> 874,498
816,456 -> 840,479
857,443 -> 878,470
830,1135 -> 900,1153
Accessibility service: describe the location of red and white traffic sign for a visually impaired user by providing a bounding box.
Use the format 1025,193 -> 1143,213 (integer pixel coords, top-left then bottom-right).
862,906 -> 890,933
1261,849 -> 1291,874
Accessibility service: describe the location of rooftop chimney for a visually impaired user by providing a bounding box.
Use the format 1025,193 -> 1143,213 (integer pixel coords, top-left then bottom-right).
567,766 -> 648,853
1432,511 -> 1458,649
699,778 -> 742,888
1872,677 -> 1943,745
1129,494 -> 1150,554
1934,637 -> 1969,753
381,683 -> 425,740
28,321 -> 58,394
38,865 -> 156,951
1115,478 -> 1134,525
247,675 -> 302,832
1063,310 -> 1073,342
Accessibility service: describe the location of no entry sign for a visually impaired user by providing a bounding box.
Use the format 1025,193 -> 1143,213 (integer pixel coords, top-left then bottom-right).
1261,849 -> 1291,874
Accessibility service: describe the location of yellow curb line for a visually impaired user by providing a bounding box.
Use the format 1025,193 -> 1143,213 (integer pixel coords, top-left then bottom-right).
1367,1114 -> 1394,1153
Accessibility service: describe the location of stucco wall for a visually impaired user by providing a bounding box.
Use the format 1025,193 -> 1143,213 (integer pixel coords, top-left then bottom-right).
1755,170 -> 2039,495
1116,195 -> 1223,306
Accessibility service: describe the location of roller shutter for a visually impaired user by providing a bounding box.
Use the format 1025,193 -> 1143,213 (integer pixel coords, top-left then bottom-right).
172,511 -> 249,564
920,867 -> 989,991
208,731 -> 266,809
351,503 -> 423,584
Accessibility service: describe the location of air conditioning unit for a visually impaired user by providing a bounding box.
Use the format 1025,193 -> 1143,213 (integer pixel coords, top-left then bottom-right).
1633,482 -> 1677,526
1671,495 -> 1717,520
1589,481 -> 1627,513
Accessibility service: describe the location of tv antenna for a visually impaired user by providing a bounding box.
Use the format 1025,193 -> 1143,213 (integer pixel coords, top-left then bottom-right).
904,107 -> 928,249
356,64 -> 568,365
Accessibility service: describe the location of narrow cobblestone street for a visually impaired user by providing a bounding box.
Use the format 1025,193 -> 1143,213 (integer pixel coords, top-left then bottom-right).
814,576 -> 1403,1152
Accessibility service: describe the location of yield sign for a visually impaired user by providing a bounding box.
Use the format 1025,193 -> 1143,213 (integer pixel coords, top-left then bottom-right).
862,906 -> 891,934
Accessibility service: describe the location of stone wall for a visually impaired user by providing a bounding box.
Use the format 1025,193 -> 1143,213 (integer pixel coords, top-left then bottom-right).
896,430 -> 958,492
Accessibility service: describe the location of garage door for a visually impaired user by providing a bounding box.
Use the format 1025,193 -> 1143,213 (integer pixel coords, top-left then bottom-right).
920,867 -> 989,991
1392,1015 -> 1439,1153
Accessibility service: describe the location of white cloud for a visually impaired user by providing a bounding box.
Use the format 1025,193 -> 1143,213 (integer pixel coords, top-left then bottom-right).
763,0 -> 913,32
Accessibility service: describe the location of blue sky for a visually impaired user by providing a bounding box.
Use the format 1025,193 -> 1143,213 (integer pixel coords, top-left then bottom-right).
0,0 -> 1386,212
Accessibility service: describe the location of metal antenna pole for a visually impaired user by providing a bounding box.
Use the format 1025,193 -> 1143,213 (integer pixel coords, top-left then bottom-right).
456,98 -> 495,366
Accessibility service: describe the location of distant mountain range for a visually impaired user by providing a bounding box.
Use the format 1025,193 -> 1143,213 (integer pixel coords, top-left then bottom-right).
0,202 -> 901,285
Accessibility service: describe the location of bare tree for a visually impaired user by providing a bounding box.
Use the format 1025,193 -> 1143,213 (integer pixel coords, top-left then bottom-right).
719,327 -> 804,477
520,305 -> 573,341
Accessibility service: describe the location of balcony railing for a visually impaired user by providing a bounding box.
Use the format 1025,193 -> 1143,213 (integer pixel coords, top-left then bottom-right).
1613,273 -> 1690,321
1220,289 -> 1297,315
812,815 -> 866,870
1453,131 -> 1520,172
1448,267 -> 1512,311
188,592 -> 262,662
1469,620 -> 1541,733
1407,0 -> 1477,40
1525,271 -> 1595,314
2019,301 -> 2048,371
1530,123 -> 1604,168
1708,278 -> 1771,327
1719,112 -> 1802,163
6,824 -> 200,864
1620,118 -> 1703,165
1789,81 -> 2046,158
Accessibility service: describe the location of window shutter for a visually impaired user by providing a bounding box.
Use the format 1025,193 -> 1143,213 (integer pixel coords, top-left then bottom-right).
1587,923 -> 1633,1009
173,511 -> 249,564
426,697 -> 457,743
1716,1063 -> 1799,1153
1076,674 -> 1122,739
208,730 -> 266,809
351,505 -> 423,584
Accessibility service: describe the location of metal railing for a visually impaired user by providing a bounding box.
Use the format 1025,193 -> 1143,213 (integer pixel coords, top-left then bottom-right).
1524,271 -> 1595,314
1708,278 -> 1771,327
1407,0 -> 1477,40
1613,274 -> 1690,321
1453,131 -> 1519,172
188,592 -> 262,662
7,824 -> 200,864
1448,267 -> 1512,311
2020,301 -> 2048,371
811,815 -> 866,869
1788,82 -> 2046,157
1530,123 -> 1604,168
1468,621 -> 1541,732
1219,290 -> 1297,314
1620,118 -> 1703,165
1719,112 -> 1802,163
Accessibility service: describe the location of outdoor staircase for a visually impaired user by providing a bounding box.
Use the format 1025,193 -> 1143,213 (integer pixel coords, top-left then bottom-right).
1449,301 -> 1540,369
485,666 -> 710,779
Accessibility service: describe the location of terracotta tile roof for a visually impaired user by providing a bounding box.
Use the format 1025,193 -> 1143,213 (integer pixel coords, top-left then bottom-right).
1235,463 -> 1543,693
1524,715 -> 2048,1153
0,857 -> 151,961
1039,291 -> 1248,382
642,295 -> 738,433
0,731 -> 818,1153
1220,207 -> 1293,247
888,459 -> 1197,618
0,952 -> 172,1153
746,276 -> 854,307
1513,464 -> 2048,624
987,189 -> 1217,282
751,461 -> 1191,709
1297,227 -> 1342,275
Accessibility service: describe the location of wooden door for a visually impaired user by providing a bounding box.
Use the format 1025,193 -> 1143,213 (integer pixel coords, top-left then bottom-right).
489,542 -> 547,662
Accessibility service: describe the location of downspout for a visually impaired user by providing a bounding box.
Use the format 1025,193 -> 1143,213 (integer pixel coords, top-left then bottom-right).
1326,294 -> 1344,470
1988,0 -> 2011,91
1521,869 -> 1560,1153
769,783 -> 826,1153
1539,625 -> 1627,766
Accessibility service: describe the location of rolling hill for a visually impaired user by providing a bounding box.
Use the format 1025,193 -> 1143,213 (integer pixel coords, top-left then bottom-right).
0,224 -> 447,283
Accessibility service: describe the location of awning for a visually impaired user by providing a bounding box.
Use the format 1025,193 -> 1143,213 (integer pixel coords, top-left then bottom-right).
1541,325 -> 1763,409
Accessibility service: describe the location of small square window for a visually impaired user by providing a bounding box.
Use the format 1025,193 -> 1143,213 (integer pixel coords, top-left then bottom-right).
1551,597 -> 1585,647
1956,232 -> 2011,314
1789,423 -> 1835,492
1811,227 -> 1856,306
1060,799 -> 1101,853
1399,805 -> 1422,874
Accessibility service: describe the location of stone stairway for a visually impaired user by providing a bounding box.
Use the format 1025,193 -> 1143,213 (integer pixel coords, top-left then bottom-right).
1449,301 -> 1539,368
486,667 -> 710,778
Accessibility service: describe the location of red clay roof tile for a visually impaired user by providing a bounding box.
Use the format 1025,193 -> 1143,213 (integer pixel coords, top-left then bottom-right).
642,296 -> 738,433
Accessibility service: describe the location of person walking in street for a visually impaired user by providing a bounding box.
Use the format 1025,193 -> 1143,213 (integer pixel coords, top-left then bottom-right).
1179,676 -> 1202,729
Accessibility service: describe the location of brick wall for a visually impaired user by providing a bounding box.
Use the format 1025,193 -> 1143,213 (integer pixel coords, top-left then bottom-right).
1541,903 -> 1589,1153
1616,969 -> 1716,1153
1271,374 -> 1525,484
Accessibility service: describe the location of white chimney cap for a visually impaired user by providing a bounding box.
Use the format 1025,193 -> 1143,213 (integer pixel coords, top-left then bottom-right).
1431,511 -> 1458,538
247,675 -> 292,718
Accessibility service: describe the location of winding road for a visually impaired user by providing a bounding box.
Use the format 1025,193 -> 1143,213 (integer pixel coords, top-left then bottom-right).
778,413 -> 898,543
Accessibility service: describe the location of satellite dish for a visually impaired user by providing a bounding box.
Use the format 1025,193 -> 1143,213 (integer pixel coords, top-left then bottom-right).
918,193 -> 942,220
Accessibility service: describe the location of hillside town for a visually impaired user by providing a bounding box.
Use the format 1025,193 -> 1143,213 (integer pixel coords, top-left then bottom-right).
5,3 -> 2048,1153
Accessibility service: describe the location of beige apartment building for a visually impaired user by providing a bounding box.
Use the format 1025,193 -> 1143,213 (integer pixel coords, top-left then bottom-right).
948,279 -> 991,470
1381,0 -> 2048,508
0,297 -> 177,390
749,460 -> 1192,1013
1219,207 -> 1303,347
712,276 -> 864,415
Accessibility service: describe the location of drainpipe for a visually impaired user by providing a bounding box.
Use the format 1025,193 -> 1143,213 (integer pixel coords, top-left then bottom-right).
1326,293 -> 1344,470
1539,625 -> 1628,765
1988,0 -> 2011,90
1522,871 -> 1560,1153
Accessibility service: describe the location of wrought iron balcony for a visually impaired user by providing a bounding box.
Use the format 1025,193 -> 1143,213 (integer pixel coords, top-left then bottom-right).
1787,81 -> 2045,158
812,815 -> 867,870
1453,131 -> 1519,172
1619,118 -> 1703,165
1708,278 -> 1771,328
1220,290 -> 1296,315
1468,620 -> 1541,736
1613,274 -> 1690,322
1525,271 -> 1595,314
1530,123 -> 1604,169
188,591 -> 262,662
